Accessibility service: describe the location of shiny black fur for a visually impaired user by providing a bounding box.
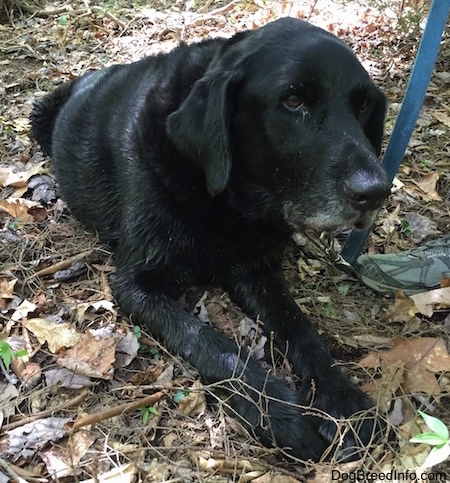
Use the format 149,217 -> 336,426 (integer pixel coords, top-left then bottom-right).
31,18 -> 390,461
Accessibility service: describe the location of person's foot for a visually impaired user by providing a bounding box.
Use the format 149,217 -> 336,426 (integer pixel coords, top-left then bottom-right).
356,235 -> 450,295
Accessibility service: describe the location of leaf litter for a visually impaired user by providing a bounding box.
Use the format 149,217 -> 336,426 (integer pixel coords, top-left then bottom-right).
0,0 -> 449,480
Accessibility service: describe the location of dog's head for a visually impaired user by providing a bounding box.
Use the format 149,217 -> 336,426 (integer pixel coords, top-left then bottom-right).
166,17 -> 390,232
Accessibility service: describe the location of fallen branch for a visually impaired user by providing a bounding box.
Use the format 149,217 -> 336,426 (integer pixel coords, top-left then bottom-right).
32,5 -> 127,30
0,457 -> 24,483
27,249 -> 92,280
0,388 -> 89,433
67,390 -> 166,431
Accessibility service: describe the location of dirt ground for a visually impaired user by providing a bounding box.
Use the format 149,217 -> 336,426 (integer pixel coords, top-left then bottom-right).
0,0 -> 449,481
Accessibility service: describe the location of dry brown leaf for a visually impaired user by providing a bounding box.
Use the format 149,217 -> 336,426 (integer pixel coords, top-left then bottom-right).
410,287 -> 450,317
432,110 -> 450,128
0,163 -> 45,188
0,198 -> 38,222
40,430 -> 96,478
56,331 -> 117,380
11,300 -> 37,322
81,462 -> 137,483
12,360 -> 41,385
179,380 -> 206,416
360,338 -> 450,397
380,204 -> 401,234
74,300 -> 117,324
0,278 -> 16,309
414,172 -> 442,201
361,360 -> 404,412
384,290 -> 418,322
23,318 -> 81,353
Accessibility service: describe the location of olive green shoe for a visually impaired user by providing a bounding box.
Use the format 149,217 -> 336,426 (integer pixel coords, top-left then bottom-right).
355,236 -> 450,295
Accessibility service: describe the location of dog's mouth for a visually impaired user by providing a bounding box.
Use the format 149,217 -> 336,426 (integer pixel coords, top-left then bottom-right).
352,209 -> 379,231
282,201 -> 380,233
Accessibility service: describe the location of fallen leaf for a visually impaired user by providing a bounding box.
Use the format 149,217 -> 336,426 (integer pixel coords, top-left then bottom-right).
0,278 -> 16,309
2,417 -> 70,461
0,198 -> 40,223
414,173 -> 442,201
73,300 -> 117,323
179,380 -> 206,416
11,300 -> 37,322
0,163 -> 45,188
22,318 -> 81,353
40,430 -> 96,478
361,360 -> 404,413
384,291 -> 418,322
433,110 -> 450,128
44,368 -> 95,389
0,382 -> 19,418
114,329 -> 139,367
360,338 -> 450,397
80,462 -> 137,483
380,204 -> 402,234
56,331 -> 117,379
402,212 -> 440,243
410,287 -> 450,317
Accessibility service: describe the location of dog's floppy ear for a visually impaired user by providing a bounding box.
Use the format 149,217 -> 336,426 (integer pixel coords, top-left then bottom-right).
166,60 -> 245,196
364,90 -> 387,156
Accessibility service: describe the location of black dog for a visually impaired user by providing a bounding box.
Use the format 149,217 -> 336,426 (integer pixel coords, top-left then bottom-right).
31,17 -> 390,461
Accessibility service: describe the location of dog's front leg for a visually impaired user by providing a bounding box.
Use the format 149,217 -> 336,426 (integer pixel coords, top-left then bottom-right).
225,267 -> 383,460
112,267 -> 327,461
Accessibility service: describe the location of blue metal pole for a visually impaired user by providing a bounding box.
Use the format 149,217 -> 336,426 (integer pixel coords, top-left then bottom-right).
340,0 -> 450,266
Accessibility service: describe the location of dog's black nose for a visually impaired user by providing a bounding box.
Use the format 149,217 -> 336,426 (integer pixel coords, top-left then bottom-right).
344,171 -> 390,210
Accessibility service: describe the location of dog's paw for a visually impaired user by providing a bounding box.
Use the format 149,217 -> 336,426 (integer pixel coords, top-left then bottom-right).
231,377 -> 328,461
312,374 -> 384,461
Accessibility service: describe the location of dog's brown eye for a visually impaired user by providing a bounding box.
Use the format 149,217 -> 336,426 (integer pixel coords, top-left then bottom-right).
284,94 -> 304,110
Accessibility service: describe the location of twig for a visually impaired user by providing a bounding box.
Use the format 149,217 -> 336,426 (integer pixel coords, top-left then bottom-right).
0,388 -> 89,433
0,457 -> 25,483
67,390 -> 166,431
33,5 -> 127,30
0,43 -> 44,60
198,0 -> 215,14
27,249 -> 93,280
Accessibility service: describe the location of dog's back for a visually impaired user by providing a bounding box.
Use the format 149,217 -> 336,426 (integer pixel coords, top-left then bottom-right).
30,39 -> 223,243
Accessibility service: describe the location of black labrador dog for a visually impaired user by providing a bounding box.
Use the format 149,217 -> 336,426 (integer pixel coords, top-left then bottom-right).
31,17 -> 390,461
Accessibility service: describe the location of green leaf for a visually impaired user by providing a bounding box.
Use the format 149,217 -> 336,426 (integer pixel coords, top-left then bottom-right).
150,347 -> 160,360
14,349 -> 28,358
410,432 -> 447,445
422,442 -> 450,469
141,409 -> 149,424
419,411 -> 449,440
0,341 -> 13,370
148,406 -> 158,415
173,389 -> 188,403
59,15 -> 68,26
337,283 -> 350,296
133,326 -> 142,339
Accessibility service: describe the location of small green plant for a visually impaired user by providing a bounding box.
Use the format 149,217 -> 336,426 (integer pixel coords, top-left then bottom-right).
410,410 -> 450,468
150,347 -> 160,360
133,325 -> 142,339
139,405 -> 158,424
0,340 -> 27,370
8,218 -> 20,231
173,388 -> 190,403
401,219 -> 412,238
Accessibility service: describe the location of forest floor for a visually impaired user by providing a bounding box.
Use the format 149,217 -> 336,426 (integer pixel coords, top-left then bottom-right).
0,0 -> 449,481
